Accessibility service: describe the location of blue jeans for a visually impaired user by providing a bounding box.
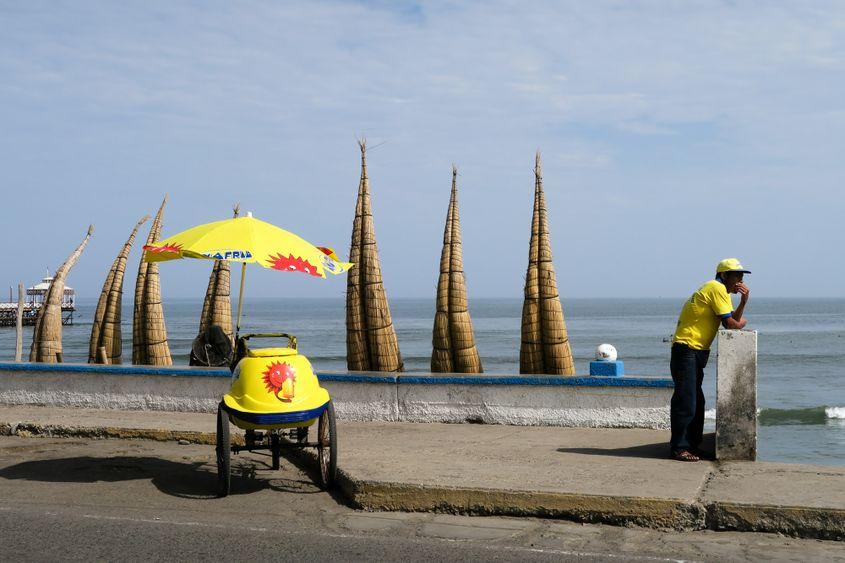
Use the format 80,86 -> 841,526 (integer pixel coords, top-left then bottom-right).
669,343 -> 709,452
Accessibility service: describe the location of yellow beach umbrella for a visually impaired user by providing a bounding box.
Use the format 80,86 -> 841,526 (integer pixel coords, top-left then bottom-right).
144,212 -> 352,335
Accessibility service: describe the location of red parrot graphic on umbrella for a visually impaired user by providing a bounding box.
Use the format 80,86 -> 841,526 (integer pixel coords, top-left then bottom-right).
143,242 -> 183,256
266,253 -> 322,277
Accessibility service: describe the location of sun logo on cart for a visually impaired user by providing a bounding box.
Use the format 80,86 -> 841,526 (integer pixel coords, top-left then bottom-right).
262,361 -> 296,402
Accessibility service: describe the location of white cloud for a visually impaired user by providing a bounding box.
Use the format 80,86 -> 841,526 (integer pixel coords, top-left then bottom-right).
1,1 -> 845,297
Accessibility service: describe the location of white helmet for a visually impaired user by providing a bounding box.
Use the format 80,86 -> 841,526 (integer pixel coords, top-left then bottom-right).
595,343 -> 617,362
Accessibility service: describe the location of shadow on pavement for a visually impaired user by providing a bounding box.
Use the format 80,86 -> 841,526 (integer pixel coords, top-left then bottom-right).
556,433 -> 715,460
0,452 -> 335,500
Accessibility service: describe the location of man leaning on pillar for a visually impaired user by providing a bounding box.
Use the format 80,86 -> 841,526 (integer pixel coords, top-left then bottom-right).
669,258 -> 751,462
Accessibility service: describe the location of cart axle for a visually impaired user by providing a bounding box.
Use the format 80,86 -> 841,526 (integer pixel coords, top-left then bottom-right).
232,441 -> 322,453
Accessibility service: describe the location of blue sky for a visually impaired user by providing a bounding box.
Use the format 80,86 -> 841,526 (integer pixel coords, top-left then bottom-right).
1,1 -> 844,299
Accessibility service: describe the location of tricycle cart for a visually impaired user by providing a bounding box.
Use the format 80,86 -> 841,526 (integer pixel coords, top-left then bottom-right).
215,333 -> 337,496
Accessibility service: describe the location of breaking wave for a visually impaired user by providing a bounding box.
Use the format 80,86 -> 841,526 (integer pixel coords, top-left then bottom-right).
706,406 -> 844,425
826,406 -> 845,419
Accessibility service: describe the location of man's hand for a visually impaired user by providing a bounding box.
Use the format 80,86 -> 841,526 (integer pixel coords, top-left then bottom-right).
735,282 -> 750,303
724,280 -> 750,330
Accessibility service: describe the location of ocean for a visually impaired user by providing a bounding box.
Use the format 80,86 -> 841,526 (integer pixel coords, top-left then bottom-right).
2,297 -> 843,466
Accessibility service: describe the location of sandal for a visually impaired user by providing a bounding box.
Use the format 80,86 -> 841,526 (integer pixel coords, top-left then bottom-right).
691,447 -> 713,460
671,450 -> 700,462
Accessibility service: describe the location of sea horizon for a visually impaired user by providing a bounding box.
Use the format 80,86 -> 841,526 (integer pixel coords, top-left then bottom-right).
54,295 -> 845,301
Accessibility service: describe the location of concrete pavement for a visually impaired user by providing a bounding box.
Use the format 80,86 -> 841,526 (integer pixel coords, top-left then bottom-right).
1,405 -> 843,540
2,436 -> 844,562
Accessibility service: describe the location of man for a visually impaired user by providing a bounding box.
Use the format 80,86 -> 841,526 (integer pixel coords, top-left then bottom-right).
670,258 -> 750,462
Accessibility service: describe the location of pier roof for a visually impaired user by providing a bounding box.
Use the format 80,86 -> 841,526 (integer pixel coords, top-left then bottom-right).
26,277 -> 74,294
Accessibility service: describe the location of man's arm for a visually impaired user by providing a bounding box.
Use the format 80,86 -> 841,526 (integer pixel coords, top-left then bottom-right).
722,282 -> 749,329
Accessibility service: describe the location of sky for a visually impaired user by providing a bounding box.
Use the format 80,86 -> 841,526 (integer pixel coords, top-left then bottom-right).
1,1 -> 844,300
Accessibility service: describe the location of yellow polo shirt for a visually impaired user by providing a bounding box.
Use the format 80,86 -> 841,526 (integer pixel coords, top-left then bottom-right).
673,279 -> 734,350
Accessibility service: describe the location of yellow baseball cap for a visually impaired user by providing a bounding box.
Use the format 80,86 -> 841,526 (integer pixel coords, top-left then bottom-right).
716,258 -> 751,274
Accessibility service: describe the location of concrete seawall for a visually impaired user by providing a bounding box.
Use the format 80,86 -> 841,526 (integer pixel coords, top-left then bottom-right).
0,363 -> 673,429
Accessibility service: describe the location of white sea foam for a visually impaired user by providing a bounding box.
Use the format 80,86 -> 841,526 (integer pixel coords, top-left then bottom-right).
826,407 -> 845,419
704,407 -> 762,420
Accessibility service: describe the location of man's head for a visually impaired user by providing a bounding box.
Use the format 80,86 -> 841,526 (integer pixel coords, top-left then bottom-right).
716,258 -> 751,293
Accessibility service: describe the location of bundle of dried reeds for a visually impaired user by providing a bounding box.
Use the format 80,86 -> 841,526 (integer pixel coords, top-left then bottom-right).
29,225 -> 94,363
89,215 -> 149,364
431,165 -> 482,373
132,196 -> 172,366
197,205 -> 238,342
346,139 -> 403,372
519,152 -> 575,375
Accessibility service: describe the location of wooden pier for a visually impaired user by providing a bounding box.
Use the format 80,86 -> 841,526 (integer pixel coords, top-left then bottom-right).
0,277 -> 76,327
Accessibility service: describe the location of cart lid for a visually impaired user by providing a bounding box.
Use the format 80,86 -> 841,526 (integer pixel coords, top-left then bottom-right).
246,346 -> 297,358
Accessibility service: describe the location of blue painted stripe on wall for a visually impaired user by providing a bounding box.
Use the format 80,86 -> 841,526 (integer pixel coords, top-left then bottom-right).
0,362 -> 231,378
0,363 -> 672,388
396,375 -> 674,388
317,373 -> 399,384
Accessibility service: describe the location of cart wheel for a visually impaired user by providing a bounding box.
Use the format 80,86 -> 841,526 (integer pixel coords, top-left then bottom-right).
216,403 -> 231,497
317,401 -> 337,490
271,433 -> 280,470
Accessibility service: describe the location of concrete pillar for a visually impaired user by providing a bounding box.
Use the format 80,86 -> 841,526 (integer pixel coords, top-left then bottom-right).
716,330 -> 757,461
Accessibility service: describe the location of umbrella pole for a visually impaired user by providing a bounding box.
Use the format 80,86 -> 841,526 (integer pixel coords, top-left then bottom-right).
235,263 -> 247,338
